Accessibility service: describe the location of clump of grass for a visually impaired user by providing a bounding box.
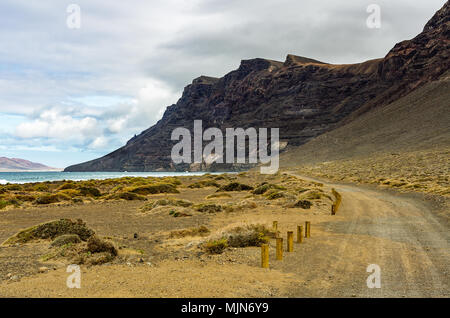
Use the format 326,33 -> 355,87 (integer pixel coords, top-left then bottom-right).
188,180 -> 220,188
169,226 -> 210,238
223,224 -> 273,247
169,209 -> 192,217
86,236 -> 117,256
299,189 -> 331,201
252,183 -> 286,195
57,189 -> 81,198
106,192 -> 146,201
194,203 -> 222,213
235,199 -> 257,210
204,238 -> 228,254
3,218 -> 94,245
31,184 -> 50,192
58,182 -> 77,190
264,189 -> 285,200
217,182 -> 254,192
34,193 -> 64,205
140,198 -> 193,212
128,183 -> 179,195
205,193 -> 232,199
79,187 -> 102,197
287,199 -> 312,209
0,199 -> 10,210
13,194 -> 37,202
204,224 -> 274,254
50,234 -> 82,247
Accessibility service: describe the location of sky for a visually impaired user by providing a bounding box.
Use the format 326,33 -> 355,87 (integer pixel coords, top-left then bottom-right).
0,0 -> 446,168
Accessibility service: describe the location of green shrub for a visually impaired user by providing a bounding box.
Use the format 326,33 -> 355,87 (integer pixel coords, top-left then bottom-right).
51,234 -> 81,247
3,218 -> 94,245
188,180 -> 220,188
31,184 -> 50,192
292,200 -> 312,209
204,238 -> 228,254
58,182 -> 77,190
34,194 -> 62,204
5,184 -> 22,191
106,192 -> 146,201
79,187 -> 102,197
129,183 -> 179,195
217,182 -> 254,192
264,189 -> 285,200
0,200 -> 9,210
252,183 -> 286,195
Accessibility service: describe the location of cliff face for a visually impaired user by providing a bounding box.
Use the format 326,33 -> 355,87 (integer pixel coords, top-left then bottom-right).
65,2 -> 449,172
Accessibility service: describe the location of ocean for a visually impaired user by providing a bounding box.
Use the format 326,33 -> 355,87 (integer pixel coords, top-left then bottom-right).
0,171 -> 220,184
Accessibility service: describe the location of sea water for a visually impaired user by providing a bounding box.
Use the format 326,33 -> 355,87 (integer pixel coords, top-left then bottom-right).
0,171 -> 222,184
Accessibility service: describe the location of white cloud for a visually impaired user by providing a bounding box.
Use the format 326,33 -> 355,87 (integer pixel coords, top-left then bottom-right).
15,108 -> 99,139
0,0 -> 446,166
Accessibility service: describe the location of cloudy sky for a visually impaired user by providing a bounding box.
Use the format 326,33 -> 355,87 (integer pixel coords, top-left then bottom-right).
0,0 -> 445,168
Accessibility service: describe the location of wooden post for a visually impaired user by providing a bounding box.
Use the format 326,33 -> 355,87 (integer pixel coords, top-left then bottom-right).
261,244 -> 269,268
276,238 -> 283,260
297,225 -> 303,243
331,204 -> 336,215
273,221 -> 278,232
305,221 -> 311,238
287,231 -> 294,252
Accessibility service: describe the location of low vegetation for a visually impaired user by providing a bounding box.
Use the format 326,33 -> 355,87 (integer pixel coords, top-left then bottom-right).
2,219 -> 95,245
217,182 -> 254,192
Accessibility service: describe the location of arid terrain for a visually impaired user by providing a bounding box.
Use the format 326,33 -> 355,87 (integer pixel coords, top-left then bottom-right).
0,171 -> 448,297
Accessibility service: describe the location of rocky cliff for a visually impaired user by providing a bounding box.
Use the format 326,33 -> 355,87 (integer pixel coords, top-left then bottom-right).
65,2 -> 449,172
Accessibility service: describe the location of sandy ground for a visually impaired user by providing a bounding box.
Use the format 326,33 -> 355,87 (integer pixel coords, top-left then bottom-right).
0,174 -> 448,297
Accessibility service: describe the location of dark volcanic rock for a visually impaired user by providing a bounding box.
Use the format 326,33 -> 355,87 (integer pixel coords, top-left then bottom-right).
65,2 -> 450,172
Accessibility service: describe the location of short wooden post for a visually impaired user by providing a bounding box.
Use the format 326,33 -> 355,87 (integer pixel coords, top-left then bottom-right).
331,204 -> 336,215
287,231 -> 294,252
305,221 -> 311,238
297,225 -> 303,243
276,238 -> 283,260
273,221 -> 278,232
261,244 -> 269,268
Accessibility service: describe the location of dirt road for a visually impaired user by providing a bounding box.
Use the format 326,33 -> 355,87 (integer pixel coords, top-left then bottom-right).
287,173 -> 449,297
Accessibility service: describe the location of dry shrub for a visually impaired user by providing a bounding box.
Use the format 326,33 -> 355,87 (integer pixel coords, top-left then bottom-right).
140,198 -> 193,212
87,236 -> 117,256
205,193 -> 232,199
235,199 -> 257,210
194,203 -> 222,213
169,226 -> 210,238
204,223 -> 274,254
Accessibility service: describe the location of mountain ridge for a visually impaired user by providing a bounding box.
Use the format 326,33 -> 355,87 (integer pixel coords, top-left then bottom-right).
65,1 -> 449,172
0,157 -> 59,172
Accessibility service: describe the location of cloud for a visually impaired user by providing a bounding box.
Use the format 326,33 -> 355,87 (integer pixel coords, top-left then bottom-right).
0,0 -> 446,166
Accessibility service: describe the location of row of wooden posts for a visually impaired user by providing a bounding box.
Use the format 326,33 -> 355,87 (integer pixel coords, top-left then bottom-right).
260,220 -> 311,268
